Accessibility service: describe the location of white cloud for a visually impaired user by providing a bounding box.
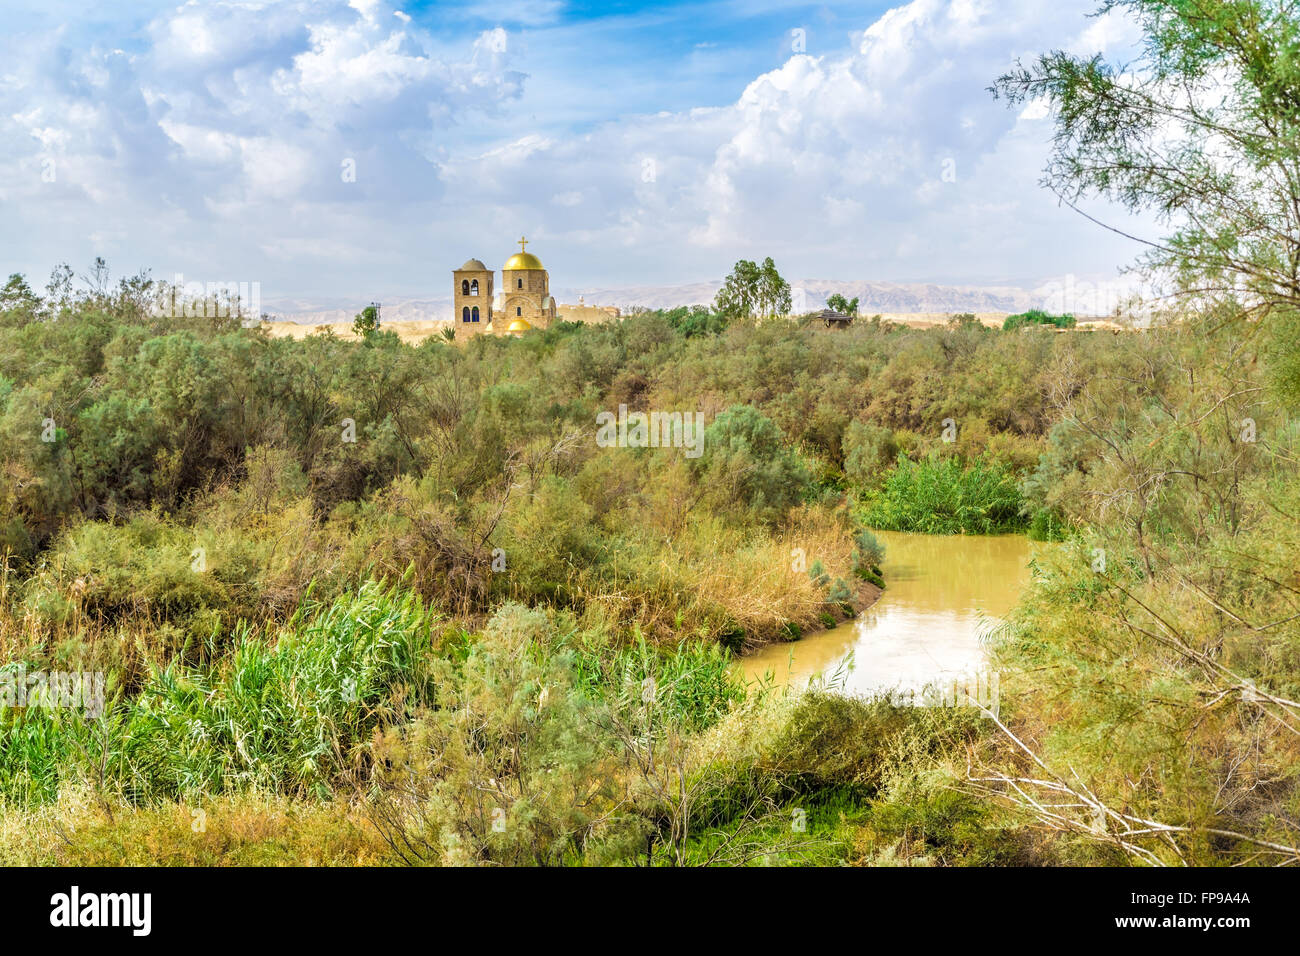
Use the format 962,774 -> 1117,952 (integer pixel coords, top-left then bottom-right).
0,0 -> 1153,296
0,0 -> 538,296
1018,98 -> 1050,121
434,0 -> 1150,284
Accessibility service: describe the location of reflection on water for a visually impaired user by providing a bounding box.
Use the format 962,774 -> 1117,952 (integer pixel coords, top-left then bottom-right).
740,530 -> 1039,696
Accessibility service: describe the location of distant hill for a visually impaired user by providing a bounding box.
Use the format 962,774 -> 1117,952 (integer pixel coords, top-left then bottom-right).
262,276 -> 1116,325
561,280 -> 1039,315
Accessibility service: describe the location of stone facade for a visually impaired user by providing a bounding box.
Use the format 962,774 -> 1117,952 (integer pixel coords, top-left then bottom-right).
453,259 -> 493,334
500,271 -> 556,332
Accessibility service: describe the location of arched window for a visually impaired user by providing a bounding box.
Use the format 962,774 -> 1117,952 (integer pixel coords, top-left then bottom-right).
462,307 -> 470,322
517,278 -> 523,289
472,306 -> 480,322
461,280 -> 469,295
470,279 -> 479,295
516,306 -> 522,316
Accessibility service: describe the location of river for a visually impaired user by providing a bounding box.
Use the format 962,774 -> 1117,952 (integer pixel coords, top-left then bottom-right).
740,530 -> 1039,696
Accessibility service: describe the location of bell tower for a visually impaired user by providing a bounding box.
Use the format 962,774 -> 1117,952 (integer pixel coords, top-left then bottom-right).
453,258 -> 493,336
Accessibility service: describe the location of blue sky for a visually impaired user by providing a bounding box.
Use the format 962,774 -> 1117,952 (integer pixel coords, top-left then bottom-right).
0,0 -> 1151,304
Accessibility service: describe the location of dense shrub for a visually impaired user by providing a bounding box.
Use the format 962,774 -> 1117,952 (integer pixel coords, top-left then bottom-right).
692,405 -> 811,524
860,454 -> 1025,534
1002,309 -> 1075,331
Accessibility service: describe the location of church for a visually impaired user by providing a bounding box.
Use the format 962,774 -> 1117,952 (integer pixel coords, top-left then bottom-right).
453,237 -> 557,337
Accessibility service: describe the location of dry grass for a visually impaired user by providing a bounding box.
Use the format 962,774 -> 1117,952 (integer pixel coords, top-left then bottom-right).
568,506 -> 860,645
0,787 -> 392,866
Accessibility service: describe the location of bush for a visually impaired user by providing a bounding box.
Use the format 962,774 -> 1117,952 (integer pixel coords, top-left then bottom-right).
692,405 -> 811,524
851,528 -> 885,576
843,421 -> 899,487
1027,507 -> 1068,541
861,454 -> 1025,534
1002,309 -> 1075,331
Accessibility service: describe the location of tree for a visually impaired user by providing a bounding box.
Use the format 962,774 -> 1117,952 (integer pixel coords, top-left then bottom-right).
112,269 -> 155,320
756,257 -> 792,318
826,293 -> 859,315
663,304 -> 727,337
352,304 -> 380,338
0,274 -> 41,318
714,257 -> 792,321
80,256 -> 111,301
715,259 -> 760,321
44,263 -> 73,317
992,0 -> 1300,319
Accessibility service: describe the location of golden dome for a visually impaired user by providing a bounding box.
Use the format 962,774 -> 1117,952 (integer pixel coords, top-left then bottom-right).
507,318 -> 532,333
503,235 -> 544,271
503,251 -> 544,271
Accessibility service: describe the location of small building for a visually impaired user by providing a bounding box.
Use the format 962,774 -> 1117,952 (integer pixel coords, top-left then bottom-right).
556,295 -> 621,325
813,308 -> 854,329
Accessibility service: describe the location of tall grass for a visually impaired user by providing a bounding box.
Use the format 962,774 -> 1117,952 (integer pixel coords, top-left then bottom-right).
860,454 -> 1025,535
569,630 -> 745,733
0,581 -> 438,806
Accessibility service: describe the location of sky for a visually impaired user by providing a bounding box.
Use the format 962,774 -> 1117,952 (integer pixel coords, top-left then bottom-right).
0,0 -> 1154,302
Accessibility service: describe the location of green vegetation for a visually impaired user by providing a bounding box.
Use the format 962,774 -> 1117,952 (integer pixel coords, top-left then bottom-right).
5,0 -> 1300,867
713,257 -> 792,321
826,293 -> 859,315
1,582 -> 435,805
970,0 -> 1300,865
3,260 -> 1296,863
0,263 -> 1090,864
656,304 -> 729,337
352,303 -> 379,338
1001,309 -> 1075,331
861,454 -> 1025,535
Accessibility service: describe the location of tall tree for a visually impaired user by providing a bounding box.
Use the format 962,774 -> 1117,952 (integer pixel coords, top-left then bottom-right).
993,0 -> 1300,319
714,259 -> 761,321
0,274 -> 41,317
715,257 -> 792,320
353,303 -> 380,338
826,293 -> 859,315
756,257 -> 792,318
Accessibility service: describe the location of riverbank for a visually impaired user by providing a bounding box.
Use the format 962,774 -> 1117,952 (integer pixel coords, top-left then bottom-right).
749,576 -> 883,653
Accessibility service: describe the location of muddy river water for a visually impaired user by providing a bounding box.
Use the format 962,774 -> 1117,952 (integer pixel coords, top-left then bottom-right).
740,530 -> 1041,696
